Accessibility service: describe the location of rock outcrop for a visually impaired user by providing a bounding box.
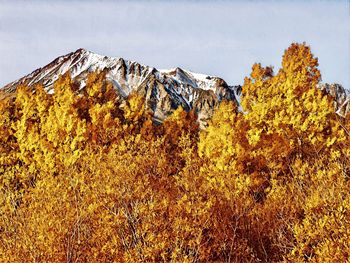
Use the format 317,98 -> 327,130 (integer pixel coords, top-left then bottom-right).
318,83 -> 350,117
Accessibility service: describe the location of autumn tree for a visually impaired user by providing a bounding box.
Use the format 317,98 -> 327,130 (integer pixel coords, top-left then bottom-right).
241,43 -> 344,170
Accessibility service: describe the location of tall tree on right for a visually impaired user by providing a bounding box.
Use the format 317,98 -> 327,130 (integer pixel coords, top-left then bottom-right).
241,43 -> 345,172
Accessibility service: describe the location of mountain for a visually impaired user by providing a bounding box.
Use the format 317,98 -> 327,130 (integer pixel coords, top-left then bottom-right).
1,48 -> 348,123
2,48 -> 241,125
318,83 -> 350,117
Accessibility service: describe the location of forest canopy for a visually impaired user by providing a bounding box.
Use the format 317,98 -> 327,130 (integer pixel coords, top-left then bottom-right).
1,43 -> 350,262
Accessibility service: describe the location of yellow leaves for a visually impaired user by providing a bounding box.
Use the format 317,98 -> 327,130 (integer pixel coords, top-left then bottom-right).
198,100 -> 242,172
326,136 -> 337,147
238,43 -> 344,178
87,203 -> 99,214
122,92 -> 145,122
330,149 -> 341,160
247,128 -> 262,146
285,160 -> 350,261
1,46 -> 350,262
282,43 -> 321,88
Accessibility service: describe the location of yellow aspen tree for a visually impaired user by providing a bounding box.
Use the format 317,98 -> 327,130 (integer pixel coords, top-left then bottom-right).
83,72 -> 122,146
241,43 -> 345,172
43,74 -> 88,169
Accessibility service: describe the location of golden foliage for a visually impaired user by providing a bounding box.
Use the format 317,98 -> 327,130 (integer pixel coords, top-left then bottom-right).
0,43 -> 349,262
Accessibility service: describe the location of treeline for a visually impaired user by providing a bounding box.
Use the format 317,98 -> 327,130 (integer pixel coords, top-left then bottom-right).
1,43 -> 350,262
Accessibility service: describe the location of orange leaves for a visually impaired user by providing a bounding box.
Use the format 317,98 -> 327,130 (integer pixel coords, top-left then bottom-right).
281,43 -> 321,90
163,106 -> 199,146
0,44 -> 350,262
122,92 -> 146,124
198,100 -> 242,171
240,43 -> 344,175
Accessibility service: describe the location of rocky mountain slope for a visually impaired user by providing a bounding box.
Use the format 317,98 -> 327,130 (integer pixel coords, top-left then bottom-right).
1,48 -> 348,123
2,48 -> 241,125
318,83 -> 350,117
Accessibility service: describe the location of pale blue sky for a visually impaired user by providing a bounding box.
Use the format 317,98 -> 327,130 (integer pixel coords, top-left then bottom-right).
0,0 -> 349,88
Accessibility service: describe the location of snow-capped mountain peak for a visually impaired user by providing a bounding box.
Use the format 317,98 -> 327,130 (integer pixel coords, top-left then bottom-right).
2,48 -> 241,125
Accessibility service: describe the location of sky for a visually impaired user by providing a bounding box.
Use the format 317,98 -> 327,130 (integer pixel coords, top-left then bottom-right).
0,0 -> 349,88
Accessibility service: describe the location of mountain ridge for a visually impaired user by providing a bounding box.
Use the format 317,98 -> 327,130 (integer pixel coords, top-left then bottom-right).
1,48 -> 348,120
2,48 -> 241,125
